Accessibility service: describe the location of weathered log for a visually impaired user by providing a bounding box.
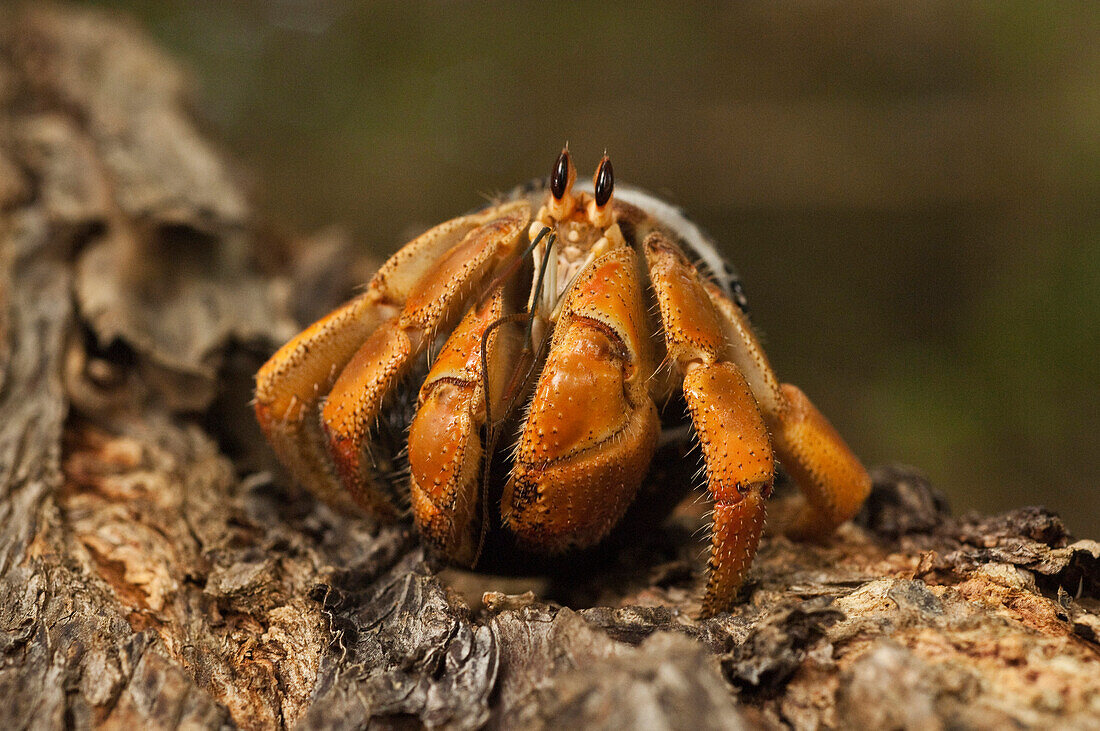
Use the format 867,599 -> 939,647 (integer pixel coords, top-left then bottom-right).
1,6 -> 1098,730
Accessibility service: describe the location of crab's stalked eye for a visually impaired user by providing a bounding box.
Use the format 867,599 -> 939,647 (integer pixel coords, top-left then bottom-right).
594,154 -> 614,207
551,147 -> 572,200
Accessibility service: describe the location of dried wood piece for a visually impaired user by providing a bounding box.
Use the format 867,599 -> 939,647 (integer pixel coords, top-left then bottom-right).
9,5 -> 248,230
492,608 -> 747,730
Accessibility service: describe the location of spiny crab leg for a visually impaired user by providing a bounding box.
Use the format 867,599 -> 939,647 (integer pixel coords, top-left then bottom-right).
319,202 -> 529,510
407,282 -> 522,565
644,231 -> 775,617
523,229 -> 558,350
255,205 -> 520,514
704,281 -> 871,540
503,245 -> 660,551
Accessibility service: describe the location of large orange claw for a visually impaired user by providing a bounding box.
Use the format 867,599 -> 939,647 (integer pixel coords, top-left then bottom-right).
504,245 -> 659,551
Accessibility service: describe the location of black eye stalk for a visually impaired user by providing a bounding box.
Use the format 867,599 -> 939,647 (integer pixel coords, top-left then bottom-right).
544,147 -> 614,228
594,154 -> 614,207
551,147 -> 571,200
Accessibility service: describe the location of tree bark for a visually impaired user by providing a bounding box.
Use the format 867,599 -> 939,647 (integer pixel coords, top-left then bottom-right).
1,5 -> 1098,730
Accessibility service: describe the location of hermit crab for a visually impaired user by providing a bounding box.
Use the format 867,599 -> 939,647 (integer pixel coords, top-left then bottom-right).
255,148 -> 871,616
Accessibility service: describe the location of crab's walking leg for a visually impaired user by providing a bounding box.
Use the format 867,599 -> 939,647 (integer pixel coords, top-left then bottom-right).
255,206 -> 516,513
321,204 -> 529,510
407,283 -> 521,565
684,365 -> 774,615
703,277 -> 871,540
645,232 -> 776,616
504,246 -> 660,551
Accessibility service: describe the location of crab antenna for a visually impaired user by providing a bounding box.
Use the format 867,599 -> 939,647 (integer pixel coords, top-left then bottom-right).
475,310 -> 530,565
474,300 -> 554,566
525,232 -> 557,351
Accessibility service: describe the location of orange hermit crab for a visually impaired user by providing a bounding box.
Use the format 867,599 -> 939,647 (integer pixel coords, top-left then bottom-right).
255,148 -> 871,616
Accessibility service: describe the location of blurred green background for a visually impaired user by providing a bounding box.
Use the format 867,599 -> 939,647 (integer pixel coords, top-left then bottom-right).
94,1 -> 1099,536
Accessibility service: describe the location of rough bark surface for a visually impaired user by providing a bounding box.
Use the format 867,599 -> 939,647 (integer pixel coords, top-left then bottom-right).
1,6 -> 1098,730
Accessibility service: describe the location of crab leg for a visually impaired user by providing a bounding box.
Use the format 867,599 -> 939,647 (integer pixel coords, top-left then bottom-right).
703,273 -> 871,540
321,203 -> 530,511
645,232 -> 775,617
407,282 -> 522,565
255,205 -> 519,513
503,246 -> 660,551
